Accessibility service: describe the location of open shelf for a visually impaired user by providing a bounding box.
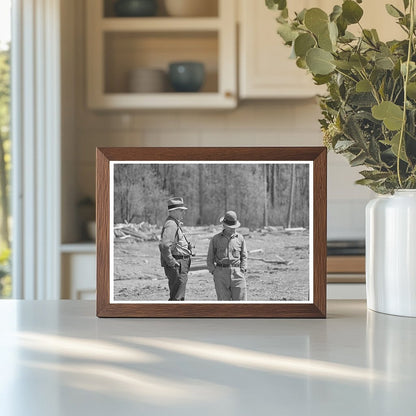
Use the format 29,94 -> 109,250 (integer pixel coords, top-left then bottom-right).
87,0 -> 236,109
101,17 -> 221,31
104,31 -> 218,94
91,93 -> 234,109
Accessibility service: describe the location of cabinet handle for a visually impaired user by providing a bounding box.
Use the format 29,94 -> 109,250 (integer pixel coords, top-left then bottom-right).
225,91 -> 234,99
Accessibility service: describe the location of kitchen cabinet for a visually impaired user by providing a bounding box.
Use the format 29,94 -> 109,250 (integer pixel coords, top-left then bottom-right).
327,254 -> 365,299
238,0 -> 404,99
239,0 -> 325,99
61,245 -> 96,300
86,0 -> 237,109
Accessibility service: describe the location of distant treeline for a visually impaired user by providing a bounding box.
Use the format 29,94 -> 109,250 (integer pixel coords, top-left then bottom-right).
113,163 -> 309,228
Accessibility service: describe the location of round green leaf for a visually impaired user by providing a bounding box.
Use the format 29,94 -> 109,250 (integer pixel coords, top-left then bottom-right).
350,54 -> 368,70
313,74 -> 332,85
342,0 -> 363,24
375,56 -> 395,70
277,23 -> 298,43
356,80 -> 372,92
330,5 -> 342,22
294,33 -> 316,58
296,8 -> 307,23
401,61 -> 416,76
371,101 -> 404,131
296,57 -> 308,69
333,60 -> 353,70
318,28 -> 334,52
304,8 -> 328,35
266,0 -> 287,11
328,21 -> 338,43
306,48 -> 335,75
336,15 -> 348,36
407,82 -> 416,99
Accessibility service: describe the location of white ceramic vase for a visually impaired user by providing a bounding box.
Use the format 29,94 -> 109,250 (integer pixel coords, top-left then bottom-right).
366,190 -> 416,317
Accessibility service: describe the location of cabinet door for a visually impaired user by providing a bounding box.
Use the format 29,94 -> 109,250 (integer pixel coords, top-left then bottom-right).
239,0 -> 326,99
61,253 -> 96,300
239,0 -> 405,99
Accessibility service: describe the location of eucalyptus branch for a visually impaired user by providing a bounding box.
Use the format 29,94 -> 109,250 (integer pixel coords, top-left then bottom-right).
398,24 -> 410,35
358,69 -> 381,104
397,0 -> 415,188
358,22 -> 378,49
334,68 -> 358,84
355,37 -> 363,54
390,79 -> 398,101
267,0 -> 416,192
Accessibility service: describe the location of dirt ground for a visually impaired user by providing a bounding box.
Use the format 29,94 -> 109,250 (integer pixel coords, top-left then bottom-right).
113,227 -> 310,302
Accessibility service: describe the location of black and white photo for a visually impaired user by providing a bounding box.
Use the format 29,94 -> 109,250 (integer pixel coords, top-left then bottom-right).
109,161 -> 313,304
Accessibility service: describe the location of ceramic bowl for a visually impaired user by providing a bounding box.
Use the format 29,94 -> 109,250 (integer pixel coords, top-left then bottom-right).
128,68 -> 167,93
114,0 -> 158,17
168,62 -> 205,92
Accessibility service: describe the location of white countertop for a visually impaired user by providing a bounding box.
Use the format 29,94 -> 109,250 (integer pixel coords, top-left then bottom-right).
0,300 -> 415,415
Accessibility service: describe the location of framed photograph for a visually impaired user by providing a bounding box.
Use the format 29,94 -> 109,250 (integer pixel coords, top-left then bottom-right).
96,147 -> 327,318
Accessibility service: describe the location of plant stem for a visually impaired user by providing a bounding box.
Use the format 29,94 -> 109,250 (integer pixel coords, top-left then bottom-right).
397,0 -> 415,188
390,79 -> 398,102
358,69 -> 381,104
334,68 -> 358,84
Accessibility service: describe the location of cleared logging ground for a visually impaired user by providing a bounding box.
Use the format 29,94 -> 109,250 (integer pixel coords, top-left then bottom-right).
113,227 -> 310,302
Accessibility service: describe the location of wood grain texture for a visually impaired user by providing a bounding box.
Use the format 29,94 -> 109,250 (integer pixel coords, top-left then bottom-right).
313,148 -> 327,318
96,148 -> 110,317
96,147 -> 327,318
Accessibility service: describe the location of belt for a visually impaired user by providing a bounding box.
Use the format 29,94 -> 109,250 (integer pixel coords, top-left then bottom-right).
173,255 -> 190,259
216,263 -> 240,268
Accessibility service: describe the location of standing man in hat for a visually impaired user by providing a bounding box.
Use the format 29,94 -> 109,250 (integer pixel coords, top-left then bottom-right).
159,197 -> 193,301
207,211 -> 248,301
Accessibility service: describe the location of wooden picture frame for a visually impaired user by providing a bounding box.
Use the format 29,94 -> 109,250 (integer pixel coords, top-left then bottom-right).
96,147 -> 327,318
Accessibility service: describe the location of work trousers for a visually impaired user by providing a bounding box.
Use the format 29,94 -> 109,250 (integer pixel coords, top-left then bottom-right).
213,266 -> 247,301
164,258 -> 190,301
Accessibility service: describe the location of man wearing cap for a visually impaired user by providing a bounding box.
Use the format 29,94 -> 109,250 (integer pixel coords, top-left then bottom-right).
159,197 -> 193,301
207,211 -> 248,301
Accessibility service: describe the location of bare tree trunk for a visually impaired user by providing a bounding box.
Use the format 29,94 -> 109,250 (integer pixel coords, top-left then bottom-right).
271,164 -> 275,208
287,164 -> 296,228
198,165 -> 203,224
162,165 -> 167,190
0,132 -> 9,247
223,165 -> 228,212
263,164 -> 268,227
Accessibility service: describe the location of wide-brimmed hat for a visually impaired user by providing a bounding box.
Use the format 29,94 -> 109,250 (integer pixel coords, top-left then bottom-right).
168,197 -> 188,211
220,211 -> 241,228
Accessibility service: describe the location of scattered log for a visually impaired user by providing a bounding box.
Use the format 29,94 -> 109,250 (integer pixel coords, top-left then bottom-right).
250,255 -> 290,265
114,222 -> 159,241
263,226 -> 284,233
